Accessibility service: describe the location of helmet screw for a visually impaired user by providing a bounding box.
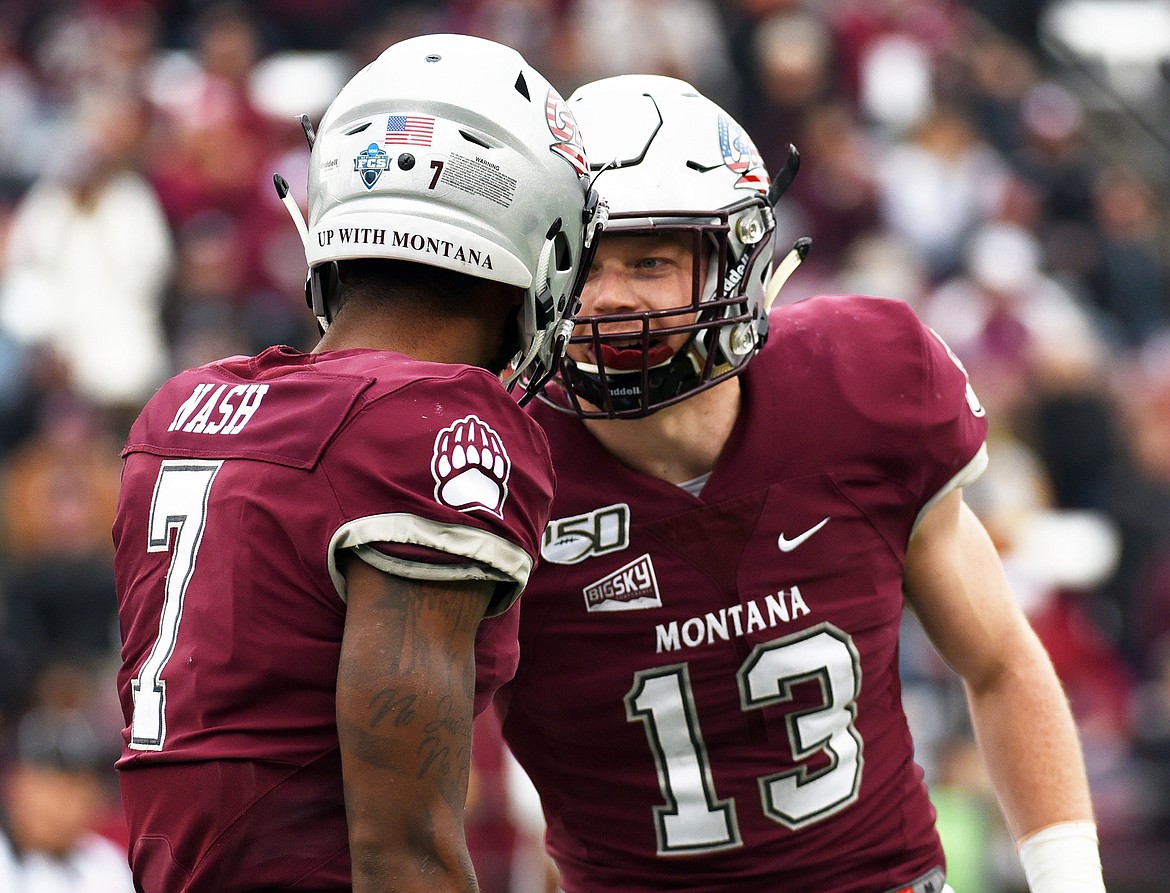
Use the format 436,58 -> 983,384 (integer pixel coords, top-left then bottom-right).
730,323 -> 756,356
736,215 -> 764,245
425,54 -> 441,63
398,153 -> 416,170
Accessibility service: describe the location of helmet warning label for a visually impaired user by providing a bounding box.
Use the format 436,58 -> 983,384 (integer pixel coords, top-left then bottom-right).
442,153 -> 517,208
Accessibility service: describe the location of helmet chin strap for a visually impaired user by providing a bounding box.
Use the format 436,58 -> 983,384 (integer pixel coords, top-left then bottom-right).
274,174 -> 335,332
764,237 -> 812,313
503,236 -> 557,397
562,331 -> 738,416
512,191 -> 608,403
560,226 -> 758,417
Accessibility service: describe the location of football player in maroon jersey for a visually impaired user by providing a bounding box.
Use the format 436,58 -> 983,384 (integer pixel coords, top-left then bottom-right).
501,75 -> 1106,893
112,34 -> 601,893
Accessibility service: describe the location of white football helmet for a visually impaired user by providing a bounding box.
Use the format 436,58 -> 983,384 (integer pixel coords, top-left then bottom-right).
277,33 -> 603,400
536,74 -> 806,418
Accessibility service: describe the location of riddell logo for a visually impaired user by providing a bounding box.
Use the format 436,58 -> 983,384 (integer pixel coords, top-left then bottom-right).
583,554 -> 661,612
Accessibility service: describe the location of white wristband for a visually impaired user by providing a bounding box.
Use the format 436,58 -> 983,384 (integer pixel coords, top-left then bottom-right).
1017,821 -> 1106,893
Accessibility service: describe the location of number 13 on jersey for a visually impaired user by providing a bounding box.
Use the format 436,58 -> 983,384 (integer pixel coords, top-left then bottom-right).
625,623 -> 863,854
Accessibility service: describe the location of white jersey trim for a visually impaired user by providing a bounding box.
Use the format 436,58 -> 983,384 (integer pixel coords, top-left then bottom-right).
328,512 -> 533,617
910,442 -> 989,538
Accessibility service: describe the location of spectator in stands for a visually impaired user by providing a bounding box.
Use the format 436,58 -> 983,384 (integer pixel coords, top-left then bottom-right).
0,707 -> 132,892
0,87 -> 174,421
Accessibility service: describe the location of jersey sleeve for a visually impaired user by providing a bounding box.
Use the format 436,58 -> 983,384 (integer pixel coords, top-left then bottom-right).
911,324 -> 989,528
320,367 -> 555,617
857,298 -> 989,524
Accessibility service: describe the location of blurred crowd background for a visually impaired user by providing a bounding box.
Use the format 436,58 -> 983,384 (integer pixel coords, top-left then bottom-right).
0,0 -> 1168,890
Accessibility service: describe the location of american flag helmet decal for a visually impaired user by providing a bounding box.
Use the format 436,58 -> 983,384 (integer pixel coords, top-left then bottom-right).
718,114 -> 768,193
385,114 -> 435,147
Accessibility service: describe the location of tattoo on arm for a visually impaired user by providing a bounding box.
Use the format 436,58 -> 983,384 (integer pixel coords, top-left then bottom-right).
337,562 -> 492,888
369,689 -> 418,729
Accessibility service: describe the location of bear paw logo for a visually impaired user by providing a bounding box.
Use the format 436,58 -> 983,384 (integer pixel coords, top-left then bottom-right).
431,414 -> 512,517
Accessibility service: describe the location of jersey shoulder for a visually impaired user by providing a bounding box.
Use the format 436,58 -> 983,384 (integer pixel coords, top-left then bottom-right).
322,352 -> 555,518
316,352 -> 557,615
762,292 -> 982,424
762,293 -> 929,377
751,294 -> 987,501
127,347 -> 551,475
124,347 -> 373,469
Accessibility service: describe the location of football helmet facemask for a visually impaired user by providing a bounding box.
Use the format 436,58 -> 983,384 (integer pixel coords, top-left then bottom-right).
277,33 -> 604,401
533,74 -> 805,418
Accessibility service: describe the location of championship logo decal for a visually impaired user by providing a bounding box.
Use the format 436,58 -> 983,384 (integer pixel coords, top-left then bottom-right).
583,554 -> 662,612
541,503 -> 630,565
431,415 -> 512,517
717,114 -> 768,193
354,142 -> 390,190
546,88 -> 589,177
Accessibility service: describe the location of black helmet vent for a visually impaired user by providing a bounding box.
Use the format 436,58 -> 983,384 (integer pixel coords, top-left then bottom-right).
514,71 -> 531,101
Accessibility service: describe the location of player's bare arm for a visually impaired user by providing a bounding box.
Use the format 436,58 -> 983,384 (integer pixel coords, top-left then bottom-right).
338,556 -> 492,893
905,488 -> 1106,890
905,488 -> 1095,835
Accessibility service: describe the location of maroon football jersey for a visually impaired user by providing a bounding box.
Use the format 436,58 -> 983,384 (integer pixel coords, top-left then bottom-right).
113,345 -> 554,893
500,296 -> 988,892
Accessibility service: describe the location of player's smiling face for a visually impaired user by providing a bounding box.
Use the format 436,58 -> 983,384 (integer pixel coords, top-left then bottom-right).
569,232 -> 707,371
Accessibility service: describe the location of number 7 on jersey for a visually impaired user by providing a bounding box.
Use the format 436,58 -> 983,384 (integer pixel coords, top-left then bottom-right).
130,460 -> 223,751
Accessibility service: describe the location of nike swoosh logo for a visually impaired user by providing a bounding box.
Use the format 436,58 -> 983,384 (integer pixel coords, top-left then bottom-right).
777,517 -> 830,552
